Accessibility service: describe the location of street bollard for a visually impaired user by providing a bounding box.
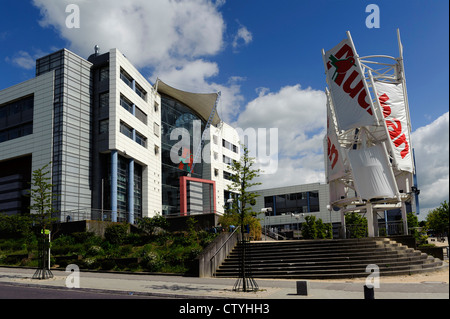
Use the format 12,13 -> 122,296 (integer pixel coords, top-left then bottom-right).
364,285 -> 375,299
296,281 -> 309,296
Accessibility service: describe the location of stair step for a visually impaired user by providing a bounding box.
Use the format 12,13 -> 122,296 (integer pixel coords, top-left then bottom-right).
214,237 -> 445,279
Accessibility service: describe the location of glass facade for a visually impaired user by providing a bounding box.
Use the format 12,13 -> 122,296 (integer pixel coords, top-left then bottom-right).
160,94 -> 206,216
0,95 -> 34,143
101,154 -> 143,220
264,191 -> 321,216
0,156 -> 32,215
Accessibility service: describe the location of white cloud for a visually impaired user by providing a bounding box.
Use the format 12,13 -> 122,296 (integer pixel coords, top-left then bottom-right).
31,0 -> 245,123
235,84 -> 327,185
232,25 -> 253,50
5,49 -> 48,70
411,112 -> 449,219
32,0 -> 225,68
5,51 -> 35,70
236,84 -> 326,156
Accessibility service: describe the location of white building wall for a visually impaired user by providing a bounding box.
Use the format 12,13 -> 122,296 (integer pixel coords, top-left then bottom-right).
108,49 -> 162,217
206,122 -> 241,215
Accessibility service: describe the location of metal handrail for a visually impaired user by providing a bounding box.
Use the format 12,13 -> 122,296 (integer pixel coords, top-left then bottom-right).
210,226 -> 240,277
262,228 -> 287,240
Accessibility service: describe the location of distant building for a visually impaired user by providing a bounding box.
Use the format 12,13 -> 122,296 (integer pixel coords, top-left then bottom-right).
254,183 -> 341,238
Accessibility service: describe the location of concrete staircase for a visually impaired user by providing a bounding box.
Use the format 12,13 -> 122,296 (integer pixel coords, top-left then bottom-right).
214,238 -> 447,279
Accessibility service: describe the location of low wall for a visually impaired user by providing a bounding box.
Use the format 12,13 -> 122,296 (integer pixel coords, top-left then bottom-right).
417,246 -> 444,260
53,220 -> 127,238
193,230 -> 239,277
165,213 -> 220,232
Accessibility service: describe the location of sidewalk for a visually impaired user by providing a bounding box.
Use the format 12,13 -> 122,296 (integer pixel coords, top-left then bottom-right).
0,266 -> 448,299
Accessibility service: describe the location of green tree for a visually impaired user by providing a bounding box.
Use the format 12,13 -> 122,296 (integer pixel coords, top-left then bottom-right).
28,162 -> 58,232
426,200 -> 449,241
316,218 -> 333,239
301,216 -> 332,239
301,215 -> 317,239
220,145 -> 261,239
28,163 -> 58,279
137,214 -> 169,236
407,212 -> 427,245
345,212 -> 367,238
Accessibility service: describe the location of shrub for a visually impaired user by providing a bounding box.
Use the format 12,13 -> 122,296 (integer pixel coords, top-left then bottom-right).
142,251 -> 163,272
104,223 -> 128,245
137,215 -> 169,236
0,215 -> 33,239
86,245 -> 104,257
301,215 -> 318,239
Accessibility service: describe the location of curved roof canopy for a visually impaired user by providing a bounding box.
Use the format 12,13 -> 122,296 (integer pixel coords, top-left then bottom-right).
156,80 -> 221,126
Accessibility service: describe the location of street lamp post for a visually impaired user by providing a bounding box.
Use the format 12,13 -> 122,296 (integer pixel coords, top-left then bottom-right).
261,207 -> 272,241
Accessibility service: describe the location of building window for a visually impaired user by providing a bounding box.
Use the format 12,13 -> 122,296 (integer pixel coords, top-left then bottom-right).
135,106 -> 147,124
120,121 -> 133,139
99,66 -> 109,82
135,131 -> 147,148
120,94 -> 133,114
265,191 -> 321,215
99,92 -> 109,108
213,135 -> 218,144
120,68 -> 133,88
264,196 -> 274,215
223,155 -> 233,165
0,95 -> 34,144
154,102 -> 159,112
222,138 -> 238,153
135,83 -> 146,101
154,122 -> 160,137
223,170 -> 235,181
99,119 -> 109,134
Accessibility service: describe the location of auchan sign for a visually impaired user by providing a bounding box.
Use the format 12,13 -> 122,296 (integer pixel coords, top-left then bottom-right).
324,38 -> 375,131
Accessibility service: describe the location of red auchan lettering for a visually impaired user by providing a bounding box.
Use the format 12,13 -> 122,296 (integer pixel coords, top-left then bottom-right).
324,38 -> 375,131
375,81 -> 413,172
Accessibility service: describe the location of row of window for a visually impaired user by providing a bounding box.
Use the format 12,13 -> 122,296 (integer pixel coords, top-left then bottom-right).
0,96 -> 34,144
119,94 -> 149,125
119,121 -> 147,148
120,68 -> 147,101
0,123 -> 33,143
223,155 -> 234,165
222,138 -> 238,153
264,191 -> 321,215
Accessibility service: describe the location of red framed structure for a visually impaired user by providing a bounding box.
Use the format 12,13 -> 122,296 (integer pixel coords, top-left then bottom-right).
179,176 -> 216,216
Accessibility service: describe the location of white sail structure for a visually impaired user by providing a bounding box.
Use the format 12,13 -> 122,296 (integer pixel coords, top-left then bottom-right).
322,30 -> 419,238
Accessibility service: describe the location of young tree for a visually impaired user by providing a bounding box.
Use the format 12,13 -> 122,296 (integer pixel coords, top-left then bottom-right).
28,162 -> 58,279
301,215 -> 318,239
28,162 -> 58,230
345,212 -> 368,238
222,145 -> 261,292
426,200 -> 449,241
222,145 -> 262,238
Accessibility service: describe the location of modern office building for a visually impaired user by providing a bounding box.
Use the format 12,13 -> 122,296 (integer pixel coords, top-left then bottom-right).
0,47 -> 240,222
254,183 -> 342,237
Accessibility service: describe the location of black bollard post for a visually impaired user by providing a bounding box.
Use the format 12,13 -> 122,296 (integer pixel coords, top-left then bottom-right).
364,285 -> 375,299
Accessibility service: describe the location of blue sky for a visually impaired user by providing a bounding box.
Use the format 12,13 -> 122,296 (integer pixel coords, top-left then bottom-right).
0,0 -> 448,219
